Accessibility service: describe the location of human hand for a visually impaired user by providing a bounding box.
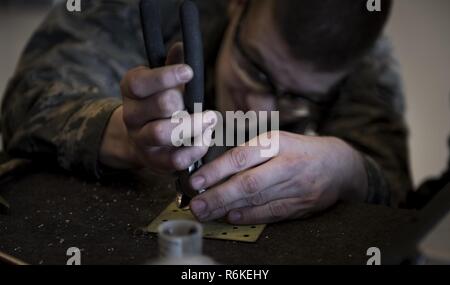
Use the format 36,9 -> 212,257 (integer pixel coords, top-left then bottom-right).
100,43 -> 217,174
188,131 -> 368,224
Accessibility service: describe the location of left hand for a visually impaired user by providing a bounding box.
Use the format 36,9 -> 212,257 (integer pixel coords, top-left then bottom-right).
188,131 -> 368,224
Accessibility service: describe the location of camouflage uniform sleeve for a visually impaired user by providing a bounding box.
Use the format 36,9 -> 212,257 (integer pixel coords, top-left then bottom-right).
318,37 -> 413,207
0,1 -> 146,178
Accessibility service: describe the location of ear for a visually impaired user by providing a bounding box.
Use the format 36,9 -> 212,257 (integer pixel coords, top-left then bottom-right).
228,0 -> 247,18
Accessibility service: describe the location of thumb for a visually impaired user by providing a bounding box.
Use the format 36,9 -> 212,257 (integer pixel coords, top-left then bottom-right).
165,42 -> 185,65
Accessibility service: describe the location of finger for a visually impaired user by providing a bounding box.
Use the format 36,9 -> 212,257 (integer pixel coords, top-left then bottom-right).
189,143 -> 275,191
141,142 -> 212,173
166,42 -> 184,65
226,198 -> 309,225
203,181 -> 289,221
208,179 -> 315,221
162,127 -> 214,171
133,111 -> 217,147
190,159 -> 290,221
121,64 -> 193,99
123,88 -> 185,128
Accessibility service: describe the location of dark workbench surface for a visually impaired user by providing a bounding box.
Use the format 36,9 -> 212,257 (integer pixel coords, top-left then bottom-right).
0,163 -> 419,265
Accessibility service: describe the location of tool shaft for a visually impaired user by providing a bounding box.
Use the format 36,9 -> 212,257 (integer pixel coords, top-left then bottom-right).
140,0 -> 205,208
140,0 -> 166,68
180,0 -> 204,113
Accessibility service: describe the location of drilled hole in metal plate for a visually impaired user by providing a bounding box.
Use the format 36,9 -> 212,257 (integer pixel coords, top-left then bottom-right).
243,234 -> 250,238
251,226 -> 256,229
162,220 -> 168,222
233,226 -> 239,230
222,232 -> 227,235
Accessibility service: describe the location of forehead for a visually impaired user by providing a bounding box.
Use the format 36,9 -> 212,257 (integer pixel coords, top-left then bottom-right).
238,2 -> 347,94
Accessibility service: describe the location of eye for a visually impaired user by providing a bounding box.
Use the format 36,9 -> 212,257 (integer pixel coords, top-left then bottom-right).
234,50 -> 271,87
253,68 -> 270,85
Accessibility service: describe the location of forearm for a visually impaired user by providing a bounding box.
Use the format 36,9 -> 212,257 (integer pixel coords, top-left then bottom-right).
317,38 -> 412,206
1,84 -> 121,177
1,2 -> 144,177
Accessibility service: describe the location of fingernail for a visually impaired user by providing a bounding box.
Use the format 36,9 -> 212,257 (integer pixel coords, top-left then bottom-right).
229,211 -> 242,223
177,65 -> 193,82
191,176 -> 206,190
191,199 -> 207,217
204,111 -> 217,127
208,117 -> 217,127
207,119 -> 216,127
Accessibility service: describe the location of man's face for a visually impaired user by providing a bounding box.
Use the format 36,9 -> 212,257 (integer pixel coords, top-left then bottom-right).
215,1 -> 347,120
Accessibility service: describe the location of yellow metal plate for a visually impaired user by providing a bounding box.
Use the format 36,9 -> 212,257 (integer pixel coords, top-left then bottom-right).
145,201 -> 266,243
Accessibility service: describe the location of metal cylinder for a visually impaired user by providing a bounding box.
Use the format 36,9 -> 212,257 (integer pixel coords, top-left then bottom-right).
158,220 -> 203,258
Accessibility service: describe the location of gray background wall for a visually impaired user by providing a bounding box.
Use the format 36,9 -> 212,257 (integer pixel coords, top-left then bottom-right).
385,0 -> 450,186
0,0 -> 449,186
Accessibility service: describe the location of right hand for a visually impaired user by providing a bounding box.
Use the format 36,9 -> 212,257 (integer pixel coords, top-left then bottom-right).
100,43 -> 217,174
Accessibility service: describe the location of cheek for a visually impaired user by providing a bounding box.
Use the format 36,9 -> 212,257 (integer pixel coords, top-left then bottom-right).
216,46 -> 240,91
215,46 -> 246,109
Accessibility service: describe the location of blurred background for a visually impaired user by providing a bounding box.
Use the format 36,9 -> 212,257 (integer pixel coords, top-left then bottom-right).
0,0 -> 449,187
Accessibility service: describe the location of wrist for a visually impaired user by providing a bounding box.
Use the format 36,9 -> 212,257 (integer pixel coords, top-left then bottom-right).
99,106 -> 140,169
332,138 -> 369,202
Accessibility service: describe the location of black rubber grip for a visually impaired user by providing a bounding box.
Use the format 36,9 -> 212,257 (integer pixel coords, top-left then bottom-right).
180,0 -> 204,113
140,0 -> 166,68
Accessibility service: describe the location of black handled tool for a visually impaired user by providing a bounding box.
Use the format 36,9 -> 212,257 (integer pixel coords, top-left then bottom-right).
140,0 -> 206,208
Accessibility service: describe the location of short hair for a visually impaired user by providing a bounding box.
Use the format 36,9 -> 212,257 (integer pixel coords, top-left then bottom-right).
267,0 -> 392,71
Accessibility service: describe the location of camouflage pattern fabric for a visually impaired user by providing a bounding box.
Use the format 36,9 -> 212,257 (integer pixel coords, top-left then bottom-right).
0,0 -> 412,206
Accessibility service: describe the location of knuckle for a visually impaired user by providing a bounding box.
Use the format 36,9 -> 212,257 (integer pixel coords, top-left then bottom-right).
156,92 -> 171,116
170,153 -> 189,171
122,107 -> 139,128
158,90 -> 180,116
154,70 -> 173,88
268,201 -> 287,220
148,122 -> 166,145
128,73 -> 146,97
212,195 -> 228,212
171,67 -> 181,83
169,89 -> 184,110
153,73 -> 165,87
202,162 -> 219,185
249,192 -> 266,206
191,146 -> 208,162
229,148 -> 248,170
240,174 -> 259,195
122,107 -> 133,126
121,69 -> 139,95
